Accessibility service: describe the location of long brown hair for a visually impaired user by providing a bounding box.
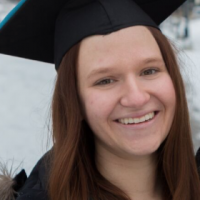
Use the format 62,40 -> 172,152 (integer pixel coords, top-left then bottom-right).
48,27 -> 200,200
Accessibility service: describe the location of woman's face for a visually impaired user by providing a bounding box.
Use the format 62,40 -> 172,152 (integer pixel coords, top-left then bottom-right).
77,26 -> 176,159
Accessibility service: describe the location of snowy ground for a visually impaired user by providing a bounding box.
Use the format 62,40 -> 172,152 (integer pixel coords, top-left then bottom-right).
0,2 -> 200,175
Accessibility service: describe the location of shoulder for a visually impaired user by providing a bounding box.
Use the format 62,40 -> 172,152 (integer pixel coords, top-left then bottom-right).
5,147 -> 200,200
16,189 -> 48,200
16,151 -> 52,200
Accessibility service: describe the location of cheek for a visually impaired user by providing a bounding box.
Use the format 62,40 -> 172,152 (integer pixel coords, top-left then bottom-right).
82,91 -> 116,123
154,75 -> 176,134
154,75 -> 176,109
164,78 -> 176,110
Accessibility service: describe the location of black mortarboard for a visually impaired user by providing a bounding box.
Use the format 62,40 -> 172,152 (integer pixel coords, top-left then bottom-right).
0,0 -> 186,70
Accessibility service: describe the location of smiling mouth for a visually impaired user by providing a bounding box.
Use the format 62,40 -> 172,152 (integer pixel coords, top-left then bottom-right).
115,111 -> 159,125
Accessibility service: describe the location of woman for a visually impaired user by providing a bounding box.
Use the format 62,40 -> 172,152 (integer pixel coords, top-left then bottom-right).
0,0 -> 200,200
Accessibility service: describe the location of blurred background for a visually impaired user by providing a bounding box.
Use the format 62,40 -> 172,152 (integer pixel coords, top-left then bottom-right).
0,0 -> 200,175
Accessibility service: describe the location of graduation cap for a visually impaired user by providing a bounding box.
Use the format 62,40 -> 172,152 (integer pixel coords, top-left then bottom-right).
0,0 -> 186,70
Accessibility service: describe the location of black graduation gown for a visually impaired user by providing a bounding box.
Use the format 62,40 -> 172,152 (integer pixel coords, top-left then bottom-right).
14,148 -> 200,200
15,152 -> 50,200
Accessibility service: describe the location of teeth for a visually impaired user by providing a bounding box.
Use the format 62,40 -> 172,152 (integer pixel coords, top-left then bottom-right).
129,118 -> 134,123
118,112 -> 155,125
140,116 -> 146,122
124,118 -> 129,125
145,114 -> 150,120
134,118 -> 139,123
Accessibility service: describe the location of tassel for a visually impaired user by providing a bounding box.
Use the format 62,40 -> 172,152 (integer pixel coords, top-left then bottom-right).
0,162 -> 16,200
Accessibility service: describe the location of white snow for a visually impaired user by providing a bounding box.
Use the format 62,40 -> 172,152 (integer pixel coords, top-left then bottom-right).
0,55 -> 56,175
0,0 -> 16,22
0,2 -> 200,175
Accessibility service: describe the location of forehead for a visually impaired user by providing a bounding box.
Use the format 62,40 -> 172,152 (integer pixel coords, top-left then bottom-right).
78,26 -> 162,70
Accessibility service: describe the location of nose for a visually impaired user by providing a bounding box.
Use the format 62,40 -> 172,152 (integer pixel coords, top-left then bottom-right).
120,77 -> 150,108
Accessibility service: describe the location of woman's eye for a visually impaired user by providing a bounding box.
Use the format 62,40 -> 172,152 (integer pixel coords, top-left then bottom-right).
96,79 -> 115,85
142,68 -> 158,76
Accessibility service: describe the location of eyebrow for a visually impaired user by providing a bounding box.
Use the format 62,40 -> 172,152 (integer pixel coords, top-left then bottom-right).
87,67 -> 117,79
143,57 -> 164,64
87,57 -> 164,79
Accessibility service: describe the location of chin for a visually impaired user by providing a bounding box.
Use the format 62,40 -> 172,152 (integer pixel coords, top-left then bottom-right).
125,141 -> 162,157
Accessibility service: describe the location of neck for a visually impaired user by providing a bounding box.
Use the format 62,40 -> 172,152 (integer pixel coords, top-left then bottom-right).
95,147 -> 163,200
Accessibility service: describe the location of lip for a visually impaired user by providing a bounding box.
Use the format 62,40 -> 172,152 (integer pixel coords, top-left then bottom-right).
114,111 -> 159,130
